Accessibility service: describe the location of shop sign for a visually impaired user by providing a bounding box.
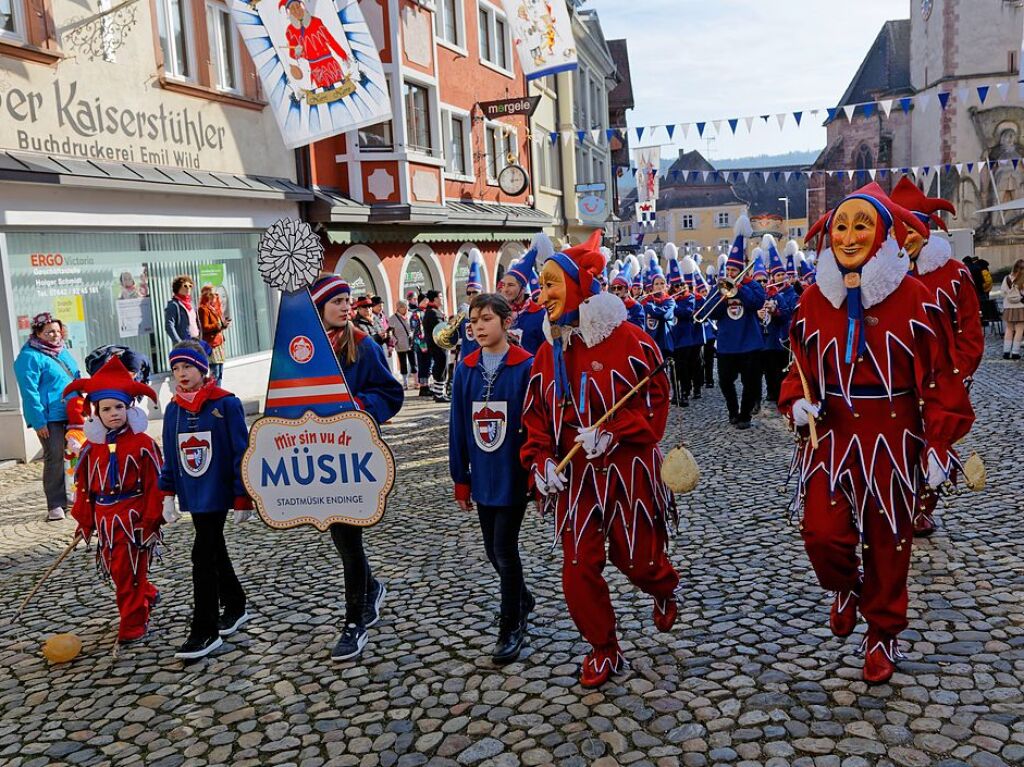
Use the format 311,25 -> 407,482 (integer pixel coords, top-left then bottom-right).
578,194 -> 607,222
478,96 -> 541,120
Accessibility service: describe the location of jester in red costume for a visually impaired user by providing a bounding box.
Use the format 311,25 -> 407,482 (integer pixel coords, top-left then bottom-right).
779,183 -> 974,684
66,358 -> 163,644
521,231 -> 679,688
282,0 -> 350,89
890,178 -> 984,537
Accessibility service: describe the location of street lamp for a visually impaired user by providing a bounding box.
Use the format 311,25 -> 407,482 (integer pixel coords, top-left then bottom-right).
778,196 -> 790,237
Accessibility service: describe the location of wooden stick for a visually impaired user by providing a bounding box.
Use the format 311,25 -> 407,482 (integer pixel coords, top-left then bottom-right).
13,531 -> 82,622
791,353 -> 819,450
555,359 -> 669,474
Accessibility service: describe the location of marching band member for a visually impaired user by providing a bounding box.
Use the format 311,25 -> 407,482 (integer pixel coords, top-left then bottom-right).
498,235 -> 550,355
696,268 -> 717,389
707,216 -> 766,430
750,248 -> 770,415
608,255 -> 646,329
311,275 -> 404,662
160,340 -> 253,661
890,178 -> 984,537
785,241 -> 804,296
66,358 -> 163,647
779,182 -> 973,684
641,249 -> 676,368
457,249 -> 485,362
667,250 -> 699,407
521,232 -> 679,689
449,293 -> 535,665
760,235 -> 797,404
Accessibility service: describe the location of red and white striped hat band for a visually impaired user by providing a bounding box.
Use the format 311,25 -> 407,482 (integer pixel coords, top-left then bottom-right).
310,276 -> 351,310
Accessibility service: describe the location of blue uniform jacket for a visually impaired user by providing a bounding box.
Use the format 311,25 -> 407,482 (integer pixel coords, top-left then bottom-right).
449,346 -> 533,507
458,317 -> 480,361
13,343 -> 80,428
709,279 -> 766,355
624,298 -> 646,330
511,302 -> 547,356
642,295 -> 676,355
764,286 -> 797,351
343,333 -> 404,424
670,293 -> 701,349
159,390 -> 249,513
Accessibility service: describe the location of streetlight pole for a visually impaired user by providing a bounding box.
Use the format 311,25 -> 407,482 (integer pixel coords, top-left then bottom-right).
778,196 -> 790,237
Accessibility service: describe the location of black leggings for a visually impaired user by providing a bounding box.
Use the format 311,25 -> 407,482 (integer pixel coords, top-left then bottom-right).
717,352 -> 761,422
429,347 -> 447,383
477,503 -> 529,625
672,345 -> 703,399
190,511 -> 245,637
330,522 -> 372,625
703,340 -> 716,386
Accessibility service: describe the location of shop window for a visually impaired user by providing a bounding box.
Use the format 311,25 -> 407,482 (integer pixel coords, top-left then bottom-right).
340,256 -> 377,298
206,1 -> 241,93
442,109 -> 472,179
5,232 -> 271,375
403,81 -> 436,156
359,121 -> 395,151
478,1 -> 511,73
434,0 -> 464,49
402,253 -> 436,297
156,0 -> 195,80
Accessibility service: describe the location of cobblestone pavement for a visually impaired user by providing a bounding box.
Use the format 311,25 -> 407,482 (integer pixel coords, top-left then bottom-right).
1,341 -> 1022,767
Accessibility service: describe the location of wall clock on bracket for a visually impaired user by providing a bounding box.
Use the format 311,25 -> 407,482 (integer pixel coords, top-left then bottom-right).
498,163 -> 529,196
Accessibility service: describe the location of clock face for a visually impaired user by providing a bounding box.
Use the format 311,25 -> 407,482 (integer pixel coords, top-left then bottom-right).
921,0 -> 933,20
498,164 -> 529,196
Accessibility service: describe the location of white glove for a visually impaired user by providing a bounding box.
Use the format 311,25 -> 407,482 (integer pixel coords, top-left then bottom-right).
233,509 -> 254,524
574,426 -> 613,459
162,496 -> 181,525
927,453 -> 948,489
534,459 -> 567,496
791,398 -> 820,428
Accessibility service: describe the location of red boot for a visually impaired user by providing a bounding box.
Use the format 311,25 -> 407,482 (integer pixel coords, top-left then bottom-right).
862,633 -> 900,685
579,645 -> 625,688
653,597 -> 677,633
829,589 -> 859,638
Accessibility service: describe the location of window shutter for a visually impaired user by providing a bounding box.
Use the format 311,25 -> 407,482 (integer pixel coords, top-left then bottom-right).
241,40 -> 261,100
25,0 -> 57,50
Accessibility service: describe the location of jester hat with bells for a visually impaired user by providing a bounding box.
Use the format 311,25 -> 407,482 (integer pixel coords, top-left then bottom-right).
889,177 -> 957,275
541,230 -> 609,402
806,181 -> 928,364
63,356 -> 158,449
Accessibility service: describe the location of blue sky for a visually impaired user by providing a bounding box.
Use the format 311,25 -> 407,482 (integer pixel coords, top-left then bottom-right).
583,0 -> 910,161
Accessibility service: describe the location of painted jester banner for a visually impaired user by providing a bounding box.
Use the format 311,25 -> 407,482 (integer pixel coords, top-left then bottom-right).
230,0 -> 392,148
501,0 -> 578,80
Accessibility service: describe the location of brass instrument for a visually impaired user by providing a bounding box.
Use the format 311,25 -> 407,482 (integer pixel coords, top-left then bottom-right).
433,311 -> 466,350
693,260 -> 757,324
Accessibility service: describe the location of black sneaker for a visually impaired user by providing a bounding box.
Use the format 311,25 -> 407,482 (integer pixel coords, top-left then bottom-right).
692,391 -> 702,400
728,415 -> 739,425
679,398 -> 689,408
218,610 -> 251,637
331,623 -> 368,662
362,581 -> 387,628
736,420 -> 752,431
174,633 -> 223,660
492,617 -> 526,665
1004,352 -> 1012,360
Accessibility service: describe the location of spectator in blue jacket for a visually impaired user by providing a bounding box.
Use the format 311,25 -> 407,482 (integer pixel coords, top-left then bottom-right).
313,275 -> 404,663
449,293 -> 534,665
164,275 -> 199,344
14,312 -> 81,521
159,340 -> 252,662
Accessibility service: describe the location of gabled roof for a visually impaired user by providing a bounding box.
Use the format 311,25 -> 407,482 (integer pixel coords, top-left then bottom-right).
607,39 -> 634,112
836,19 -> 912,107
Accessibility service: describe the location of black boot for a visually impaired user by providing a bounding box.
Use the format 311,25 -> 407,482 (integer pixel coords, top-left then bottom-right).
521,590 -> 535,626
1004,352 -> 1012,360
492,616 -> 526,665
418,385 -> 431,397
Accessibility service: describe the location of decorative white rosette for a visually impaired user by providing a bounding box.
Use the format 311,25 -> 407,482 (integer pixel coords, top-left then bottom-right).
257,218 -> 325,292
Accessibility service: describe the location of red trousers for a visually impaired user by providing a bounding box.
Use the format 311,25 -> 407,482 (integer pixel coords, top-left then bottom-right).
561,513 -> 678,651
915,489 -> 939,526
800,473 -> 912,638
100,528 -> 158,642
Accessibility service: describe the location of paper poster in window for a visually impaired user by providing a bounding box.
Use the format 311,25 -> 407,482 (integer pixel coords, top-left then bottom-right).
230,0 -> 392,148
112,266 -> 155,339
501,0 -> 577,80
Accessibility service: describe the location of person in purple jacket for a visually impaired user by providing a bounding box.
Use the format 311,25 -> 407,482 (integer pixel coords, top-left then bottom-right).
449,293 -> 535,665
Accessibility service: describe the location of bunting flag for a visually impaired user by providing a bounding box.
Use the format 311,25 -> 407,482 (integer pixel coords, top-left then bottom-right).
501,0 -> 577,80
229,0 -> 391,149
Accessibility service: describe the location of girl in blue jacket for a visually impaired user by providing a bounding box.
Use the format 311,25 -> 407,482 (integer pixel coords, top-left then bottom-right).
159,340 -> 252,661
448,293 -> 534,665
312,275 -> 404,663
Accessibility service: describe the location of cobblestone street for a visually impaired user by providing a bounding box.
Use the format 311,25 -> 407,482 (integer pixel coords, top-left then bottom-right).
1,343 -> 1022,767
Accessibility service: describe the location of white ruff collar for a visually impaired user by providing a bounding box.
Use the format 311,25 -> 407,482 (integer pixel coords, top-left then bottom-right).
542,291 -> 626,348
912,235 -> 953,276
815,238 -> 908,310
83,406 -> 150,445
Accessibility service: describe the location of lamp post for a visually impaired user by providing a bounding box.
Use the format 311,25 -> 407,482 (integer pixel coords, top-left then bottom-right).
778,196 -> 790,238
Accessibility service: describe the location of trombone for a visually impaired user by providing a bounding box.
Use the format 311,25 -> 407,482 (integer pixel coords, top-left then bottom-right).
693,260 -> 757,324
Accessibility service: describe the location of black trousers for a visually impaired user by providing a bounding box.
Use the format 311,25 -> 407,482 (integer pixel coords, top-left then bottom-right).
397,350 -> 415,376
428,347 -> 447,383
703,340 -> 716,386
330,522 -> 372,625
717,352 -> 761,422
673,345 -> 704,399
190,512 -> 245,638
415,348 -> 431,383
477,503 -> 529,625
763,348 -> 790,403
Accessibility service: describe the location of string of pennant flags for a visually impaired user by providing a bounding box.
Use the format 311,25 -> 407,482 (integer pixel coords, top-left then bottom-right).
528,80 -> 1024,149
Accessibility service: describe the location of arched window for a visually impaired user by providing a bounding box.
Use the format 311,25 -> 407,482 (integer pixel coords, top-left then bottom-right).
340,257 -> 377,298
854,144 -> 873,171
402,254 -> 435,299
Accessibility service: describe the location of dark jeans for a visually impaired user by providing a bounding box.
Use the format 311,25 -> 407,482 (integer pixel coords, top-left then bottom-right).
717,352 -> 760,422
762,349 -> 790,402
673,345 -> 703,399
428,347 -> 447,383
397,350 -> 415,376
190,511 -> 245,638
40,421 -> 68,510
330,522 -> 372,625
703,340 -> 716,386
477,503 -> 529,625
415,348 -> 431,383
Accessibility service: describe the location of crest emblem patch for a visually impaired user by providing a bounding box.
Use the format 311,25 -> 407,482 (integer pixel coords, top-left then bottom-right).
179,431 -> 213,478
472,401 -> 508,453
726,300 -> 744,321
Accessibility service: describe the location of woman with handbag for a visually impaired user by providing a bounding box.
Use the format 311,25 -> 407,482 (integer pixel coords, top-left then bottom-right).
1001,258 -> 1024,360
198,285 -> 231,384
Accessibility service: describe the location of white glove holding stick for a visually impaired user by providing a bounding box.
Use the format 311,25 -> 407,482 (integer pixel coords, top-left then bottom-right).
162,496 -> 181,525
791,398 -> 820,428
534,459 -> 567,496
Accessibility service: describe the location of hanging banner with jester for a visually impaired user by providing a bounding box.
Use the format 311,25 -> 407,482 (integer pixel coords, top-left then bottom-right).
230,0 -> 392,148
633,145 -> 661,206
501,0 -> 578,80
